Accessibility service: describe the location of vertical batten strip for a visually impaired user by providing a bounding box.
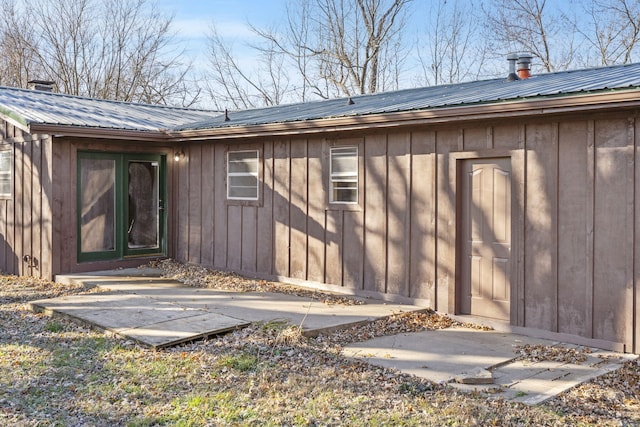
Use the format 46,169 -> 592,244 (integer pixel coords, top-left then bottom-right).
408,133 -> 414,297
626,117 -> 635,351
519,124 -> 526,326
512,124 -> 527,326
553,122 -> 560,333
361,138 -> 367,291
433,132 -> 439,311
487,126 -> 494,150
586,120 -> 595,339
630,116 -> 640,353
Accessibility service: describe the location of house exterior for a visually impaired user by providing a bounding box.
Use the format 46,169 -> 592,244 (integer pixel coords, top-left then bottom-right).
1,62 -> 640,353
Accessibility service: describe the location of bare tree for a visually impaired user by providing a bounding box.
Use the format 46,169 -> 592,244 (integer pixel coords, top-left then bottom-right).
483,0 -> 575,72
0,0 -> 43,88
206,0 -> 413,107
417,0 -> 489,85
0,0 -> 197,106
205,24 -> 290,110
574,0 -> 640,66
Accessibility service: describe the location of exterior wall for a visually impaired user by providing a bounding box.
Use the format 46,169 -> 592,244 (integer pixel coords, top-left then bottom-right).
50,138 -> 175,276
0,122 -> 53,278
174,111 -> 640,353
173,133 -> 440,307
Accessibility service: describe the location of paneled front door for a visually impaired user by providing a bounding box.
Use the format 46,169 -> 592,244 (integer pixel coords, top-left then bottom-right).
458,158 -> 512,321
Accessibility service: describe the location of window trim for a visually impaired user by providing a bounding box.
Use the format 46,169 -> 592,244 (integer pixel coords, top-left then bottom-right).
0,147 -> 11,199
329,145 -> 358,205
226,149 -> 260,201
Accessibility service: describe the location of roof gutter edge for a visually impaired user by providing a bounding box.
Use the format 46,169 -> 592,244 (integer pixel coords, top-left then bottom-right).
169,90 -> 640,141
28,124 -> 171,141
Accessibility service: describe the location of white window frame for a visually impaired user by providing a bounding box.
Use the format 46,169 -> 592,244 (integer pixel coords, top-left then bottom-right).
0,148 -> 12,198
227,149 -> 259,201
329,146 -> 358,204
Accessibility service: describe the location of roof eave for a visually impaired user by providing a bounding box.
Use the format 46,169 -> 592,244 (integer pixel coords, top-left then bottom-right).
169,90 -> 640,141
28,124 -> 170,141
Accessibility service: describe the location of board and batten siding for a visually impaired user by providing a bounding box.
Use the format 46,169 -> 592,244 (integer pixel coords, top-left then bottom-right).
173,133 -> 439,307
171,113 -> 640,353
0,123 -> 53,279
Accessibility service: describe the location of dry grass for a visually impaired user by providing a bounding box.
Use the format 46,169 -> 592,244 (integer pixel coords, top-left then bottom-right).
1,268 -> 639,426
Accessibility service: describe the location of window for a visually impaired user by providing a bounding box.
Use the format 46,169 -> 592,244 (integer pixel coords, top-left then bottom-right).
330,146 -> 358,203
227,150 -> 259,200
0,149 -> 12,198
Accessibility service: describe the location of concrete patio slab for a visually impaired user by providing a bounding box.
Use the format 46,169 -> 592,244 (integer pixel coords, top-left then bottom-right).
342,327 -> 637,404
30,269 -> 421,349
29,268 -> 637,404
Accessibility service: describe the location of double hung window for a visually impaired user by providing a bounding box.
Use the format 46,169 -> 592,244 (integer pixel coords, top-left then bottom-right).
0,149 -> 11,198
227,150 -> 259,200
330,146 -> 358,204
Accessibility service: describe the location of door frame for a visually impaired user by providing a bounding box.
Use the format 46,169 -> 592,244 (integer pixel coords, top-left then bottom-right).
76,151 -> 167,263
451,150 -> 523,326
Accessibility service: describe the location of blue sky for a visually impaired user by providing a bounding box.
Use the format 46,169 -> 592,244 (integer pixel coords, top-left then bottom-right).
157,0 -> 288,54
156,0 -> 294,80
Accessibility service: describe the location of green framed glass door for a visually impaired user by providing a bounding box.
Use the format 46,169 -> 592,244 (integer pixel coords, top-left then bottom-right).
78,152 -> 166,262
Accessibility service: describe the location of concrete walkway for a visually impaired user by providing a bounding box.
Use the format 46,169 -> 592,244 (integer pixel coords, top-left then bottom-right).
30,268 -> 637,405
31,268 -> 423,348
342,328 -> 637,404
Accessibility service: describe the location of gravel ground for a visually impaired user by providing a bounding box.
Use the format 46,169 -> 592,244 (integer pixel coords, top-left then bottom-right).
1,262 -> 639,426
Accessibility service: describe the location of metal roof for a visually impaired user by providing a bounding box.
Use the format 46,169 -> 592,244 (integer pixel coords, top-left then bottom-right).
178,62 -> 640,131
0,87 -> 219,132
1,62 -> 640,134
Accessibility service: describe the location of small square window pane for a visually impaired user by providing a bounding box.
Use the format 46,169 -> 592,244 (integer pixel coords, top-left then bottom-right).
0,177 -> 10,196
229,174 -> 258,188
332,156 -> 357,174
228,151 -> 258,173
230,186 -> 258,199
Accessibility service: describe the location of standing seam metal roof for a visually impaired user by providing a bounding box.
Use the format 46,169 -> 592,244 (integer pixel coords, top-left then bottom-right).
178,62 -> 640,131
0,88 -> 219,131
0,62 -> 640,134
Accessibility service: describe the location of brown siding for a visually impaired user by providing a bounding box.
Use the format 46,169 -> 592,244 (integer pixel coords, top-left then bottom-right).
0,128 -> 53,278
175,113 -> 640,353
213,144 -> 227,268
386,133 -> 410,296
307,141 -> 325,283
200,144 -> 215,266
363,134 -> 387,293
524,123 -> 559,331
289,139 -> 307,280
188,144 -> 203,264
273,140 -> 290,277
5,106 -> 637,351
592,118 -> 634,346
557,121 -> 591,337
410,131 -> 436,303
256,141 -> 274,274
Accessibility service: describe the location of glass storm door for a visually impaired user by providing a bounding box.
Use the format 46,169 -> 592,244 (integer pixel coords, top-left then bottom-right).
127,159 -> 160,252
78,152 -> 166,262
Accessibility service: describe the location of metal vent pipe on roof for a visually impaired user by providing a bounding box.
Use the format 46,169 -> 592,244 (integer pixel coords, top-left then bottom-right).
516,54 -> 533,79
27,80 -> 55,92
506,53 -> 520,81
